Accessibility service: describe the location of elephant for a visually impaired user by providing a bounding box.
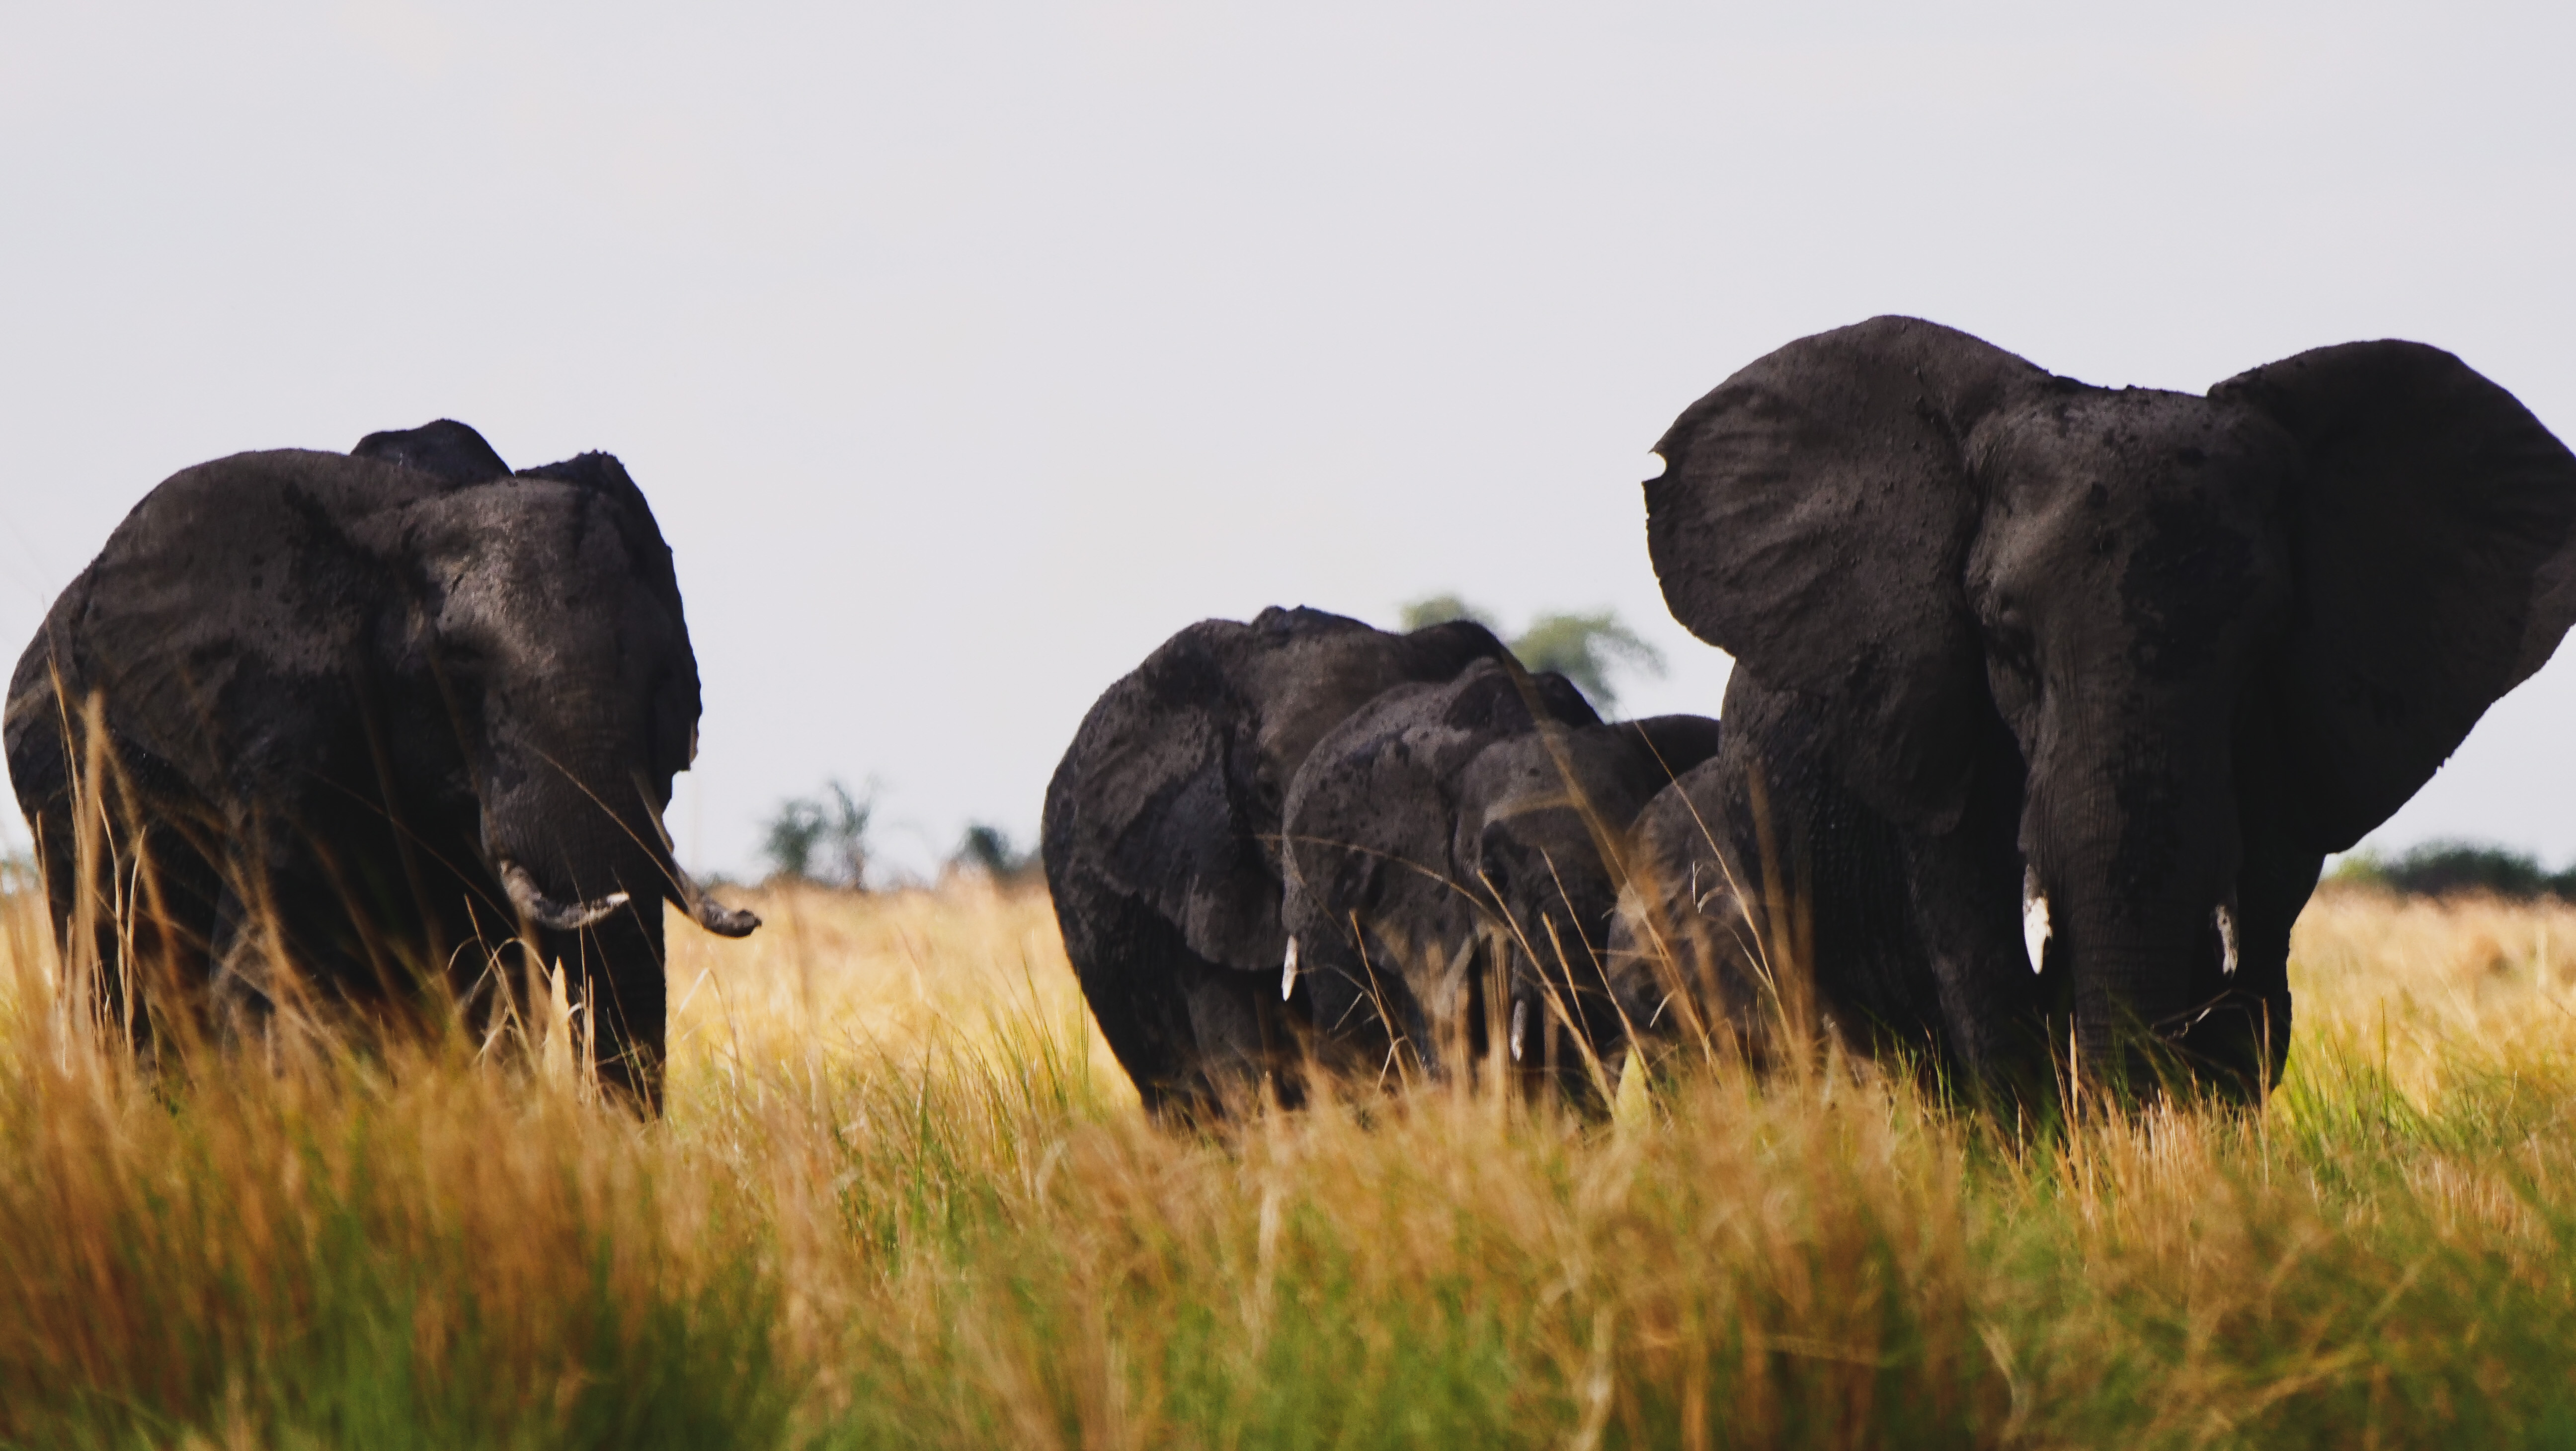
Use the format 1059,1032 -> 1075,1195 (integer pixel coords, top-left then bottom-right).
1041,606 -> 1512,1119
3,419 -> 759,1110
1604,740 -> 1931,1076
1278,655 -> 1721,1100
1633,315 -> 2576,1098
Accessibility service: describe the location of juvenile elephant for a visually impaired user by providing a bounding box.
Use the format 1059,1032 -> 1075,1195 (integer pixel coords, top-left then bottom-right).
4,420 -> 759,1109
1640,316 -> 2576,1096
1041,607 -> 1511,1119
1280,656 -> 1720,1098
1605,741 -> 1930,1074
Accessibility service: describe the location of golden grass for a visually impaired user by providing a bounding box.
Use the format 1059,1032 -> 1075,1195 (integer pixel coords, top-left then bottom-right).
5,878 -> 2576,1447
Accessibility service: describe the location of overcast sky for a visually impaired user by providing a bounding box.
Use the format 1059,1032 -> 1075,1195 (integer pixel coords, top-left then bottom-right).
4,1 -> 2574,879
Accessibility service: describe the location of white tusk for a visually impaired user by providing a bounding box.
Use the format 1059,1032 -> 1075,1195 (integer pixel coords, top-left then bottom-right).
1510,998 -> 1528,1063
2022,867 -> 2051,975
1282,935 -> 1300,1000
2215,903 -> 2239,976
500,860 -> 630,932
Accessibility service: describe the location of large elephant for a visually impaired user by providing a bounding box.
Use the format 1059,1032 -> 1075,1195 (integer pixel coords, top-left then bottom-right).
1279,656 -> 1721,1099
1638,317 -> 2576,1097
1041,607 -> 1511,1119
3,420 -> 759,1110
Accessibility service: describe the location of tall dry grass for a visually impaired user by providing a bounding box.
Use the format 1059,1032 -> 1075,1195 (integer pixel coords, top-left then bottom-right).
6,877 -> 2576,1447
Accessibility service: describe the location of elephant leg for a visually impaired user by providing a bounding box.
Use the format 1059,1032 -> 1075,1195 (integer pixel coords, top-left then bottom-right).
112,814 -> 225,1055
9,706 -> 133,1041
1049,867 -> 1208,1120
2188,699 -> 2312,1097
2165,781 -> 2310,1098
1899,723 -> 2048,1099
1710,675 -> 1947,1061
552,905 -> 668,1114
15,719 -> 229,1055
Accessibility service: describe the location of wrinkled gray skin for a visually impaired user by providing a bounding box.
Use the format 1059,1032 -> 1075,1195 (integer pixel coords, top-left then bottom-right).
1280,657 -> 1720,1099
1637,316 -> 2576,1098
3,420 -> 758,1111
1041,607 -> 1512,1120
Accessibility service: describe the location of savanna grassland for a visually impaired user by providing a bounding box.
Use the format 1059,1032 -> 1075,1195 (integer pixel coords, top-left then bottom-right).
6,876 -> 2576,1448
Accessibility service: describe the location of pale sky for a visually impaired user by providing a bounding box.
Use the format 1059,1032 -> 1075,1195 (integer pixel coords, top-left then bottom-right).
3,2 -> 2573,879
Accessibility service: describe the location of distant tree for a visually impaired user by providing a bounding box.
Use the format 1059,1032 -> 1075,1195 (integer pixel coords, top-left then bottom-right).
955,822 -> 1040,883
1399,593 -> 1497,632
1396,594 -> 1667,713
761,780 -> 874,888
0,848 -> 33,897
1509,610 -> 1665,714
2335,839 -> 2576,900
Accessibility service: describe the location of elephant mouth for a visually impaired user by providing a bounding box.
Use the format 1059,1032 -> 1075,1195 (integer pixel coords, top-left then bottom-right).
484,786 -> 762,940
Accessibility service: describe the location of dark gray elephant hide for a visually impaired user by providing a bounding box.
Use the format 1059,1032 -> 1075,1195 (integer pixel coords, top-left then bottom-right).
1643,316 -> 2576,1097
4,420 -> 758,1110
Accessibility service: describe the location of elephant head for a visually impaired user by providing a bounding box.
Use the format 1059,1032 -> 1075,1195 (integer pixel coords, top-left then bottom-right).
1645,317 -> 2576,1090
1278,656 -> 1716,1094
361,431 -> 757,1103
383,448 -> 751,934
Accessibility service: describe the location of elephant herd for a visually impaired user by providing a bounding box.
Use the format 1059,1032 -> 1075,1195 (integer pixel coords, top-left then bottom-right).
14,316 -> 2576,1117
1040,606 -> 1726,1118
1047,316 -> 2576,1116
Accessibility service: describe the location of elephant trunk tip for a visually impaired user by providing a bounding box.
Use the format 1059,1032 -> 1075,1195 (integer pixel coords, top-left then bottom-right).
662,855 -> 760,937
692,896 -> 761,937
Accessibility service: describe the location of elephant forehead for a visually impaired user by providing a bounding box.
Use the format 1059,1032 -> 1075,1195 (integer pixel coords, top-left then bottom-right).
408,486 -> 688,656
1983,390 -> 2283,495
1976,393 -> 2292,614
2118,495 -> 2280,677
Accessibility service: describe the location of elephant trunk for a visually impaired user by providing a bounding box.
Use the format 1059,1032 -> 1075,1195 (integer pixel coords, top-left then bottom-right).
2057,916 -> 2208,1094
2026,717 -> 2244,1098
665,857 -> 760,937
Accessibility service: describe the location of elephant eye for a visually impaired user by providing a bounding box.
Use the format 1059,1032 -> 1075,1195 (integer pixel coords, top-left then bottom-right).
1985,604 -> 2038,675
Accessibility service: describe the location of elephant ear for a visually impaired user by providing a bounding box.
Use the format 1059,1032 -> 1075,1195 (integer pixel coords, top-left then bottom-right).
1045,623 -> 1293,976
2213,341 -> 2576,850
1646,316 -> 2050,830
